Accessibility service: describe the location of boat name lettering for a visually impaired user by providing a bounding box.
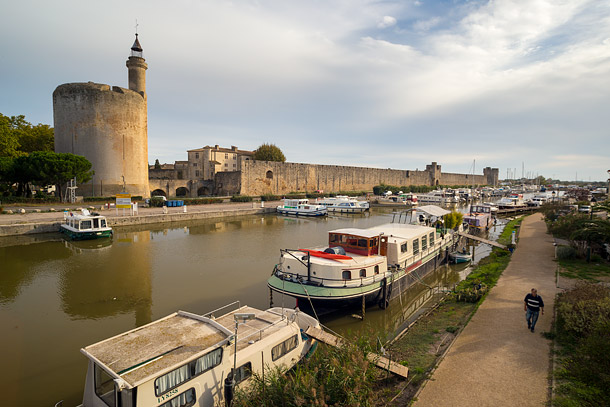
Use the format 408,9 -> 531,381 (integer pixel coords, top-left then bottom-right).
157,388 -> 179,403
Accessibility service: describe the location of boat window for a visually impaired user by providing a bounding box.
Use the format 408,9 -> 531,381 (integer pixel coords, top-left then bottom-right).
93,218 -> 99,228
233,362 -> 252,384
101,219 -> 107,228
374,265 -> 379,274
80,220 -> 92,230
342,270 -> 351,280
358,239 -> 368,248
400,242 -> 408,253
422,236 -> 428,250
413,239 -> 420,255
429,232 -> 435,246
271,334 -> 299,361
347,236 -> 358,246
158,388 -> 196,407
154,347 -> 223,396
359,269 -> 366,278
94,364 -> 116,407
329,234 -> 339,243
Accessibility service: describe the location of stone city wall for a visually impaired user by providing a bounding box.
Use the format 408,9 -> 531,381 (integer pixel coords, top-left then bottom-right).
238,161 -> 494,196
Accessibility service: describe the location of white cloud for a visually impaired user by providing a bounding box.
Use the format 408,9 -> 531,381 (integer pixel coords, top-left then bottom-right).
378,16 -> 397,29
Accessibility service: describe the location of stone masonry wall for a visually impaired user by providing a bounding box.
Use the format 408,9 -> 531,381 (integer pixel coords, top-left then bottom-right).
239,161 -> 494,196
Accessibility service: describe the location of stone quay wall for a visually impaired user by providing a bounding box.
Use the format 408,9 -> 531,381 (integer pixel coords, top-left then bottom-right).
238,161 -> 496,196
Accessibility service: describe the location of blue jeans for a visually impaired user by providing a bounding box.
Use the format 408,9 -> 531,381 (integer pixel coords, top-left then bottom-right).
526,309 -> 539,330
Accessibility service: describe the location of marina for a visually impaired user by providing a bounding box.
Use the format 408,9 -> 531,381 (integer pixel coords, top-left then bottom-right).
0,207 -> 508,407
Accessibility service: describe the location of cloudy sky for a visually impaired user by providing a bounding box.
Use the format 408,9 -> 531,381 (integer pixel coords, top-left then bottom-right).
1,0 -> 609,181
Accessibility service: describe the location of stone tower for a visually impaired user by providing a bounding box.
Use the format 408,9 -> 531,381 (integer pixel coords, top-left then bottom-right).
53,35 -> 149,198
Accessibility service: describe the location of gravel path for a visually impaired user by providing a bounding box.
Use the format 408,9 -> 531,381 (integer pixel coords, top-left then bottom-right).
414,213 -> 557,407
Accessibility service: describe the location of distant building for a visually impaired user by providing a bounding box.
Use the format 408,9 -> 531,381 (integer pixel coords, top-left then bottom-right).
187,145 -> 254,180
148,145 -> 253,197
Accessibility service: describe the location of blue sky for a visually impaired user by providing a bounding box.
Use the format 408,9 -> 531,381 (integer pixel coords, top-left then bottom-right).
1,0 -> 609,181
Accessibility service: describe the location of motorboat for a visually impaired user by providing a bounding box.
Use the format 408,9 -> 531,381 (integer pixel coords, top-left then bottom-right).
268,214 -> 453,309
317,196 -> 368,213
60,209 -> 112,240
449,250 -> 472,264
416,191 -> 459,205
276,199 -> 327,217
77,302 -> 320,407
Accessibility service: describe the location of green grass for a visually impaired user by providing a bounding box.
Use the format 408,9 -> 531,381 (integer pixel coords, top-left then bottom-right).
558,258 -> 610,282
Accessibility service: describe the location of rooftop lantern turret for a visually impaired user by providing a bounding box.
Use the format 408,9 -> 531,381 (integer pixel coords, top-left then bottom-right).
130,33 -> 143,58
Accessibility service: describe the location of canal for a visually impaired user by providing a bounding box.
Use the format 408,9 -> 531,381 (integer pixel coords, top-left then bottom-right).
0,208 -> 507,407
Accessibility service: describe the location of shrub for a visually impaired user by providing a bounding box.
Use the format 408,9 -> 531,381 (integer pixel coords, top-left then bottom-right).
557,245 -> 577,260
230,195 -> 253,202
261,194 -> 281,201
233,337 -> 377,407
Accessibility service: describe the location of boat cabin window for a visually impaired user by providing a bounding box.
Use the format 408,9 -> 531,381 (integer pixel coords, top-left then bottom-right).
342,270 -> 351,280
80,220 -> 92,230
374,265 -> 379,274
93,218 -> 99,228
328,233 -> 379,255
94,364 -> 116,407
359,269 -> 366,278
154,347 -> 223,396
158,388 -> 196,407
413,239 -> 420,255
422,236 -> 428,250
101,219 -> 107,228
271,334 -> 299,361
232,362 -> 252,384
400,242 -> 408,253
429,232 -> 435,246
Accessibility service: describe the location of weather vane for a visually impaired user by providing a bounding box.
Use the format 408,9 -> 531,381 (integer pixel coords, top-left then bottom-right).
135,18 -> 139,35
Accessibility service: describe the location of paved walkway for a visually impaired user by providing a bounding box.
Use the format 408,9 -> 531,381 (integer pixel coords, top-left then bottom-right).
414,213 -> 557,407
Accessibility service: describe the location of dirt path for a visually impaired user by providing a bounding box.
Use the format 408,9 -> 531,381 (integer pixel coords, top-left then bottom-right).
413,213 -> 557,407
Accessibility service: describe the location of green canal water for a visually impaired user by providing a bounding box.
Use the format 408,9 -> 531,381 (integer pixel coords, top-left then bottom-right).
0,208 -> 507,407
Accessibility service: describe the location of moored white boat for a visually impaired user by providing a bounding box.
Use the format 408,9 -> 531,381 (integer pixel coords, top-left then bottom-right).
60,209 -> 112,240
268,212 -> 453,309
417,191 -> 459,205
77,302 -> 320,407
277,199 -> 327,217
318,196 -> 369,213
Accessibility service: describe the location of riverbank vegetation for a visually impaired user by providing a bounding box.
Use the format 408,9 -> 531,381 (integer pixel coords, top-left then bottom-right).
552,283 -> 610,406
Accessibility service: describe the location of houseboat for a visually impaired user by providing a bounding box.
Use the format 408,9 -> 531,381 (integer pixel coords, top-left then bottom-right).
318,196 -> 369,213
60,209 -> 112,240
77,303 -> 320,407
276,199 -> 327,217
416,191 -> 459,205
268,216 -> 453,309
462,204 -> 494,230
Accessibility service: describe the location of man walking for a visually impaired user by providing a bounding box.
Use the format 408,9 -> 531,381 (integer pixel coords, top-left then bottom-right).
524,288 -> 544,333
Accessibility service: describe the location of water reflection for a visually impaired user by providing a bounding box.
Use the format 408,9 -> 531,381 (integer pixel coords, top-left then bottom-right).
59,231 -> 153,326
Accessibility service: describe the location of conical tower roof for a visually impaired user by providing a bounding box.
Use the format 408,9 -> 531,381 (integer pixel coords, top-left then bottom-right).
131,33 -> 143,52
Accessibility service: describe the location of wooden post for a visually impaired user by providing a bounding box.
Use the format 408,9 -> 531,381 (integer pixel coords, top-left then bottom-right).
269,288 -> 273,308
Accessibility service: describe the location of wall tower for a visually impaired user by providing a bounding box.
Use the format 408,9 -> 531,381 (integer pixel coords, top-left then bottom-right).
53,35 -> 149,197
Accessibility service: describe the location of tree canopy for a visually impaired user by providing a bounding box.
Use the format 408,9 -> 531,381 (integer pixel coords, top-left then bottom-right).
253,143 -> 286,162
0,113 -> 54,157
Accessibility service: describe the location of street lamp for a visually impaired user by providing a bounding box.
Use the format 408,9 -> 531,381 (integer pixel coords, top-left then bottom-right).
225,313 -> 255,407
